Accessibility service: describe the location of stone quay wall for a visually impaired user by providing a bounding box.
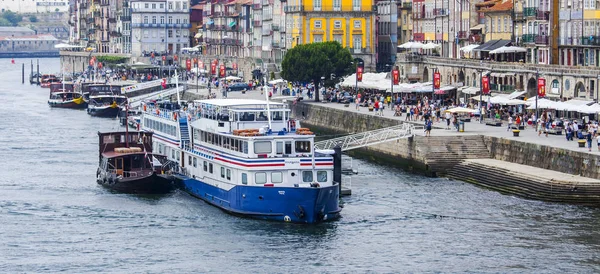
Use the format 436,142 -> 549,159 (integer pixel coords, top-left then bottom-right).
484,136 -> 600,180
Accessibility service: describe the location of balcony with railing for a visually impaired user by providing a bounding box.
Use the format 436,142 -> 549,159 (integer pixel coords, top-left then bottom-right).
522,34 -> 535,43
401,2 -> 412,9
433,8 -> 448,16
490,84 -> 516,92
513,12 -> 524,21
283,5 -> 373,12
523,7 -> 537,17
581,36 -> 600,46
535,35 -> 548,45
121,16 -> 131,21
272,24 -> 280,31
536,10 -> 549,20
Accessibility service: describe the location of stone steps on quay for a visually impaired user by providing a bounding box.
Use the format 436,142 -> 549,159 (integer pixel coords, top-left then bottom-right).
447,159 -> 600,204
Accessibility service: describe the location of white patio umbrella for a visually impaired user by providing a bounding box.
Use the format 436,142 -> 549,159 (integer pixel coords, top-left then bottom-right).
408,42 -> 425,49
422,42 -> 441,50
445,107 -> 477,113
397,42 -> 414,49
460,44 -> 479,53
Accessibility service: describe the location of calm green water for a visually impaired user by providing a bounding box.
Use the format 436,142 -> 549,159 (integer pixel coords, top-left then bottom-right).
1,58 -> 600,273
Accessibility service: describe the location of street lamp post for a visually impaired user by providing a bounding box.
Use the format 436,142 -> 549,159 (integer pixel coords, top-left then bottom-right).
535,68 -> 539,120
479,68 -> 483,123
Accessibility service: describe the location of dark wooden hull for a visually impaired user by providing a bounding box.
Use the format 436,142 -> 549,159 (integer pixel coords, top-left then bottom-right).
48,100 -> 88,109
97,173 -> 175,194
88,106 -> 121,118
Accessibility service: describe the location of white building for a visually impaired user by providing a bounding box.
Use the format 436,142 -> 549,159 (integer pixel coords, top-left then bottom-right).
130,0 -> 191,57
0,0 -> 69,13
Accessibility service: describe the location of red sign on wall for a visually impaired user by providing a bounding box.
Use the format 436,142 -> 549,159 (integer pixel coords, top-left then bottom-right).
186,59 -> 191,71
433,71 -> 441,89
392,69 -> 400,85
219,64 -> 226,78
356,66 -> 363,82
210,63 -> 217,75
538,78 -> 546,97
482,76 -> 490,94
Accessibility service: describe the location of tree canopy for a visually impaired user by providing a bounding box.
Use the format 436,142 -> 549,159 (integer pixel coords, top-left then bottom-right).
281,41 -> 353,102
1,11 -> 23,26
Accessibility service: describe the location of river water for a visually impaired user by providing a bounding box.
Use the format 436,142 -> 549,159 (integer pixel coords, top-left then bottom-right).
1,58 -> 600,273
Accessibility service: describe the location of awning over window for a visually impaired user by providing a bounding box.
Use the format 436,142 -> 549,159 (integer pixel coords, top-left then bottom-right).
470,24 -> 484,31
485,39 -> 512,52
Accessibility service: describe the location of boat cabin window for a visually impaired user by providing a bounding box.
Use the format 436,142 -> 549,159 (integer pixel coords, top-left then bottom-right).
226,169 -> 231,180
302,171 -> 313,183
193,157 -> 197,167
209,163 -> 213,173
241,173 -> 248,185
199,130 -> 248,154
276,142 -> 283,155
255,172 -> 267,184
188,156 -> 192,166
171,149 -> 175,159
271,172 -> 283,184
317,171 -> 327,183
256,112 -> 268,121
295,141 -> 311,153
221,167 -> 225,178
203,161 -> 207,171
272,111 -> 283,121
131,155 -> 142,169
254,141 -> 272,154
285,141 -> 292,154
239,112 -> 255,121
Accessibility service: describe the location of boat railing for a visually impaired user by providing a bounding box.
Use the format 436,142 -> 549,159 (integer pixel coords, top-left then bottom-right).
161,159 -> 189,177
107,169 -> 141,178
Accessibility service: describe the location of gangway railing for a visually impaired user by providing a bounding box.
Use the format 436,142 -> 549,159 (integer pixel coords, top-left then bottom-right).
128,86 -> 184,108
314,123 -> 418,152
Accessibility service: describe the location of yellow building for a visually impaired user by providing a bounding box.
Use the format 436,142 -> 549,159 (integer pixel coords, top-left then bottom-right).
480,0 -> 514,42
398,0 -> 413,45
284,0 -> 377,70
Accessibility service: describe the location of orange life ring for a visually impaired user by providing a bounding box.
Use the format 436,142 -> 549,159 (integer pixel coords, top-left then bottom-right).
143,105 -> 147,111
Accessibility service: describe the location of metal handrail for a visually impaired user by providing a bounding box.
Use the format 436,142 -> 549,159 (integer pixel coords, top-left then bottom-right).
314,123 -> 415,152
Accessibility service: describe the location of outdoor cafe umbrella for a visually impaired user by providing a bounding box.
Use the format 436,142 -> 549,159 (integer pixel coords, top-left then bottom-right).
445,107 -> 477,113
422,42 -> 441,50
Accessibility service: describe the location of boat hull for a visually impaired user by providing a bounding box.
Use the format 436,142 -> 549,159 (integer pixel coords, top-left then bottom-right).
97,172 -> 175,194
48,100 -> 88,109
179,177 -> 341,223
88,106 -> 121,117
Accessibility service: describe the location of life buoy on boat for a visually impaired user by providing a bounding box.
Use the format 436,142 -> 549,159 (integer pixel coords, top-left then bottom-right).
143,104 -> 147,111
174,112 -> 178,120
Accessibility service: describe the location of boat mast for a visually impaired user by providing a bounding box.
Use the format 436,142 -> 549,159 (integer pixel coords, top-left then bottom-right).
264,76 -> 272,130
125,103 -> 129,148
62,61 -> 65,91
174,69 -> 181,106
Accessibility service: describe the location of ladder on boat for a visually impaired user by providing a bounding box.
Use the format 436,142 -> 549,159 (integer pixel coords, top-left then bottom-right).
128,86 -> 184,108
179,118 -> 190,148
314,123 -> 418,152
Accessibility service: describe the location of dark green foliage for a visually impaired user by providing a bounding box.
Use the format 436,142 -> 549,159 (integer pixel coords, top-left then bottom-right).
29,15 -> 38,23
281,41 -> 353,102
95,56 -> 128,65
1,11 -> 23,26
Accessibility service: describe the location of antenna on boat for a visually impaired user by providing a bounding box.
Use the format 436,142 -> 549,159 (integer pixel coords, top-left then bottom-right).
264,76 -> 272,130
174,69 -> 181,107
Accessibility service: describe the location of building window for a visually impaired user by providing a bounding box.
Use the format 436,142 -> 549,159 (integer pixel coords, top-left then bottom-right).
160,3 -> 164,9
353,37 -> 362,49
168,16 -> 173,24
152,16 -> 156,24
353,0 -> 361,10
160,16 -> 165,24
143,30 -> 149,38
314,20 -> 322,29
151,3 -> 156,9
143,16 -> 148,24
313,0 -> 321,10
168,2 -> 173,9
168,30 -> 173,37
333,0 -> 341,10
314,35 -> 323,42
353,20 -> 361,29
144,3 -> 148,8
334,20 -> 342,29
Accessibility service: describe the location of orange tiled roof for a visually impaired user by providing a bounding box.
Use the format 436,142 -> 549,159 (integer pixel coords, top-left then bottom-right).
481,0 -> 513,12
475,0 -> 498,7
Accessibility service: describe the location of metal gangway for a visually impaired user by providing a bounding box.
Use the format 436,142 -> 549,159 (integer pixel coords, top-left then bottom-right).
128,86 -> 184,108
314,123 -> 419,152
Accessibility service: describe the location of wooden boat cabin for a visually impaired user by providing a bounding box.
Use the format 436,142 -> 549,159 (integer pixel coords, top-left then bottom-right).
98,131 -> 163,177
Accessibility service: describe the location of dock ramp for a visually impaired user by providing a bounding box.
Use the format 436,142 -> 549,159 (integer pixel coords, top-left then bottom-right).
314,123 -> 418,152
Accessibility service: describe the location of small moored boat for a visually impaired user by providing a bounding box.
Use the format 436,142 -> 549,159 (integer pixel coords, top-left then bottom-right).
96,131 -> 177,194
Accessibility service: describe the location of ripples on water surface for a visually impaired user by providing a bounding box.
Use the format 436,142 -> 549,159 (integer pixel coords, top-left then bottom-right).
1,58 -> 600,273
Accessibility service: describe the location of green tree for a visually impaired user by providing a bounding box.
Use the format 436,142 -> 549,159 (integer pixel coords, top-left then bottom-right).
2,11 -> 23,26
0,18 -> 11,26
281,41 -> 353,102
29,15 -> 38,23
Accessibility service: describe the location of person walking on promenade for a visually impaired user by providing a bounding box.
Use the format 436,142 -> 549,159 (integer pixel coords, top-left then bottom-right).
515,115 -> 521,130
507,115 -> 513,131
566,123 -> 574,141
587,130 -> 593,152
537,118 -> 545,137
445,110 -> 451,130
425,118 -> 433,137
374,100 -> 380,116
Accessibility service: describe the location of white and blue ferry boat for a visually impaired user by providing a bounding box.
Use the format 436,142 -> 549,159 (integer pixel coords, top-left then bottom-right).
140,98 -> 342,223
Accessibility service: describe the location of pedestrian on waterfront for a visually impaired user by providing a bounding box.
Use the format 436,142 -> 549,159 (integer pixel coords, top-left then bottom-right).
445,110 -> 451,130
425,118 -> 433,137
374,100 -> 380,115
507,115 -> 513,131
515,115 -> 521,130
587,131 -> 593,151
566,123 -> 574,141
537,118 -> 545,136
